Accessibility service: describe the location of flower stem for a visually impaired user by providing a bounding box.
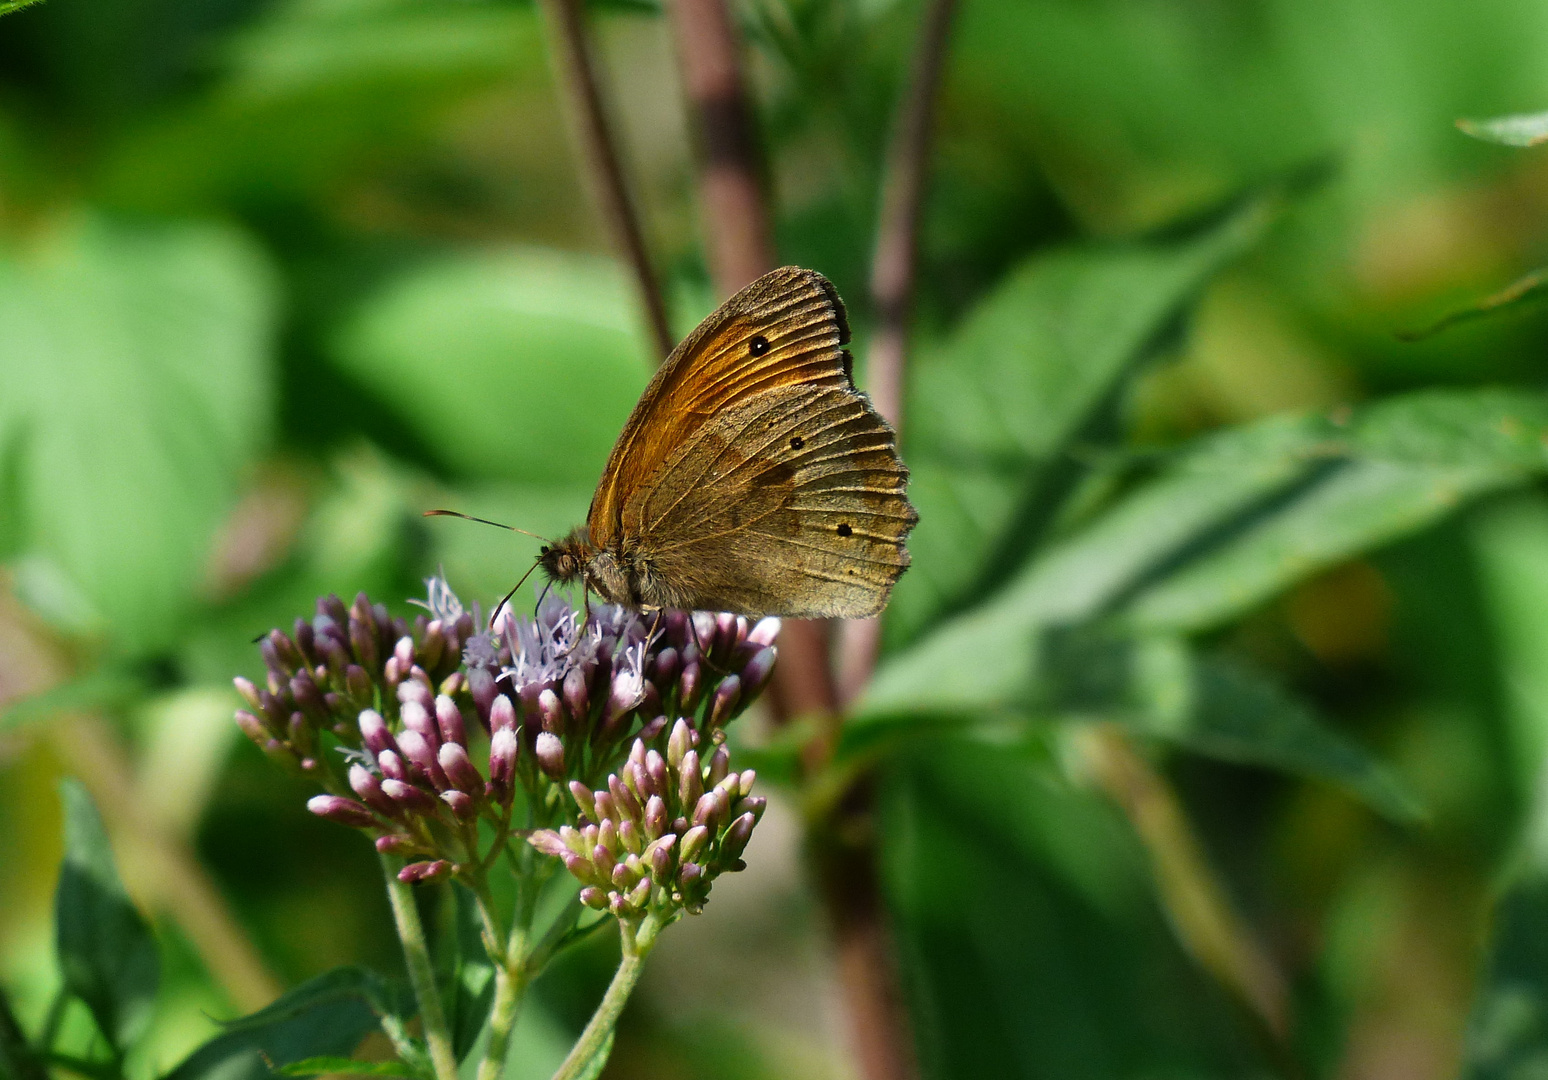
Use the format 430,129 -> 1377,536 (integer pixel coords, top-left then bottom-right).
548,919 -> 655,1080
379,852 -> 460,1080
473,876 -> 531,1080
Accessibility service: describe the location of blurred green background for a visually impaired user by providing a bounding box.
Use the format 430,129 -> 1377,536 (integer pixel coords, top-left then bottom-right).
8,0 -> 1548,1076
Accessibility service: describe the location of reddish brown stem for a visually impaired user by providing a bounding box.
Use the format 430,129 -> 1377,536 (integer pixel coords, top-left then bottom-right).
665,3 -> 913,1078
664,0 -> 777,290
538,0 -> 676,360
838,0 -> 957,706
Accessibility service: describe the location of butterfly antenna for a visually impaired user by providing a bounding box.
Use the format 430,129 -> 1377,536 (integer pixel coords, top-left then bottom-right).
424,508 -> 548,542
490,561 -> 540,630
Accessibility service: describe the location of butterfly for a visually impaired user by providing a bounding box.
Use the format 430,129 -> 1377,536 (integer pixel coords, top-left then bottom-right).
535,266 -> 917,619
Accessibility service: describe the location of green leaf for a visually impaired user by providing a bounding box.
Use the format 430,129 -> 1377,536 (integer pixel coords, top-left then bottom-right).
1041,631 -> 1424,821
54,779 -> 159,1053
273,1058 -> 420,1078
1119,458 -> 1515,634
0,665 -> 149,734
863,412 -> 1337,717
0,986 -> 45,1080
1459,775 -> 1548,1080
166,968 -> 391,1080
1353,388 -> 1548,468
0,0 -> 47,16
880,741 -> 1267,1078
1461,875 -> 1548,1080
889,193 -> 1281,641
1398,268 -> 1548,340
0,214 -> 276,651
333,247 -> 652,488
1458,111 -> 1548,146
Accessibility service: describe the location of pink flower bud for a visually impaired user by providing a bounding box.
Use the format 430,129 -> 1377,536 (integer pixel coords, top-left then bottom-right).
359,709 -> 396,757
378,748 -> 408,782
489,728 -> 519,788
233,677 -> 262,711
645,795 -> 667,839
720,812 -> 756,862
394,635 -> 415,672
438,742 -> 483,794
307,795 -> 377,829
563,665 -> 590,722
538,688 -> 564,734
400,700 -> 438,746
740,647 -> 777,699
747,617 -> 781,648
489,693 -> 518,733
349,764 -> 401,819
528,830 -> 569,858
440,790 -> 476,818
398,860 -> 452,884
534,732 -> 565,779
397,729 -> 449,790
382,778 -> 439,815
435,695 -> 466,747
667,719 -> 693,770
708,675 -> 741,728
235,710 -> 269,747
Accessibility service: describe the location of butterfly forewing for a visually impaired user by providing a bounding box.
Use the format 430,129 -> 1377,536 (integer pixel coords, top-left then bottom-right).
587,267 -> 853,549
579,265 -> 917,619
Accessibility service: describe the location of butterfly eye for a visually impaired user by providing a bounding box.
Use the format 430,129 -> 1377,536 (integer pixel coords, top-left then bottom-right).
748,334 -> 770,357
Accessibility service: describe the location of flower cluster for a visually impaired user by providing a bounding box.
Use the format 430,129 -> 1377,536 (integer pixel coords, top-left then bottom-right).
234,575 -> 777,919
232,590 -> 474,778
531,718 -> 765,922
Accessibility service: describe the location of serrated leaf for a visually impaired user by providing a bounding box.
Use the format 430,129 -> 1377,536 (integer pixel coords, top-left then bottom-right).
273,1057 -> 420,1078
54,780 -> 160,1053
0,214 -> 276,651
0,0 -> 46,15
167,968 -> 390,1080
1458,111 -> 1548,146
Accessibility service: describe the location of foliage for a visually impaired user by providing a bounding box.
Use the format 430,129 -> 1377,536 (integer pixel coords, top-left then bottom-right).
3,0 -> 1548,1077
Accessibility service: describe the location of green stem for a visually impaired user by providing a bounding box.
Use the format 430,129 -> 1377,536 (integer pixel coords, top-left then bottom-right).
475,917 -> 530,1080
380,853 -> 460,1080
548,919 -> 655,1080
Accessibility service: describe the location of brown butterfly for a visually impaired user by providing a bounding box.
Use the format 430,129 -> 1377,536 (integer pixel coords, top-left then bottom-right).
535,266 -> 917,619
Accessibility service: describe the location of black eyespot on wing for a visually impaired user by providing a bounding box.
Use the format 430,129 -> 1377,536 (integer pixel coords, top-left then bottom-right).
749,334 -> 770,356
837,523 -> 852,537
790,435 -> 804,450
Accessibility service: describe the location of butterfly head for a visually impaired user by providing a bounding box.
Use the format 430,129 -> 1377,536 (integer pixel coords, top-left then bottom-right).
537,528 -> 595,589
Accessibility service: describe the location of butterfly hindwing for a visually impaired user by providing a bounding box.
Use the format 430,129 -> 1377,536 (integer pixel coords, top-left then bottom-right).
622,383 -> 916,618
